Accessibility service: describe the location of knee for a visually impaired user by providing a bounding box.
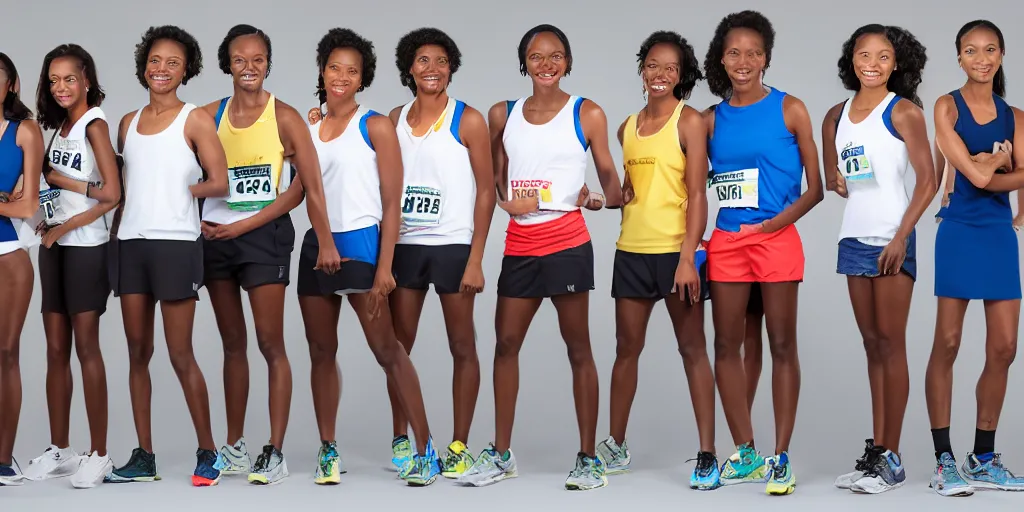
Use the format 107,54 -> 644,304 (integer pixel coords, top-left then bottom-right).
257,336 -> 287,363
127,342 -> 153,367
74,341 -> 104,365
988,338 -> 1018,368
0,344 -> 18,370
368,337 -> 400,369
615,333 -> 644,361
861,332 -> 885,363
222,331 -> 248,361
767,334 -> 798,362
448,335 -> 479,364
714,335 -> 742,359
678,336 -> 709,362
47,342 -> 73,366
494,333 -> 523,360
933,328 -> 963,362
307,339 -> 338,365
167,349 -> 196,374
565,340 -> 595,367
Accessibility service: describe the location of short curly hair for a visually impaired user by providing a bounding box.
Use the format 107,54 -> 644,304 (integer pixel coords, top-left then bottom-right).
394,27 -> 463,95
218,24 -> 272,76
837,24 -> 927,107
637,31 -> 704,100
315,28 -> 377,104
36,44 -> 106,131
703,10 -> 776,99
133,25 -> 203,89
518,24 -> 572,77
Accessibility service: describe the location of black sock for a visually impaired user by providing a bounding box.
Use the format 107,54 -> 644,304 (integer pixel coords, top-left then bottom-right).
932,427 -> 952,460
974,429 -> 995,457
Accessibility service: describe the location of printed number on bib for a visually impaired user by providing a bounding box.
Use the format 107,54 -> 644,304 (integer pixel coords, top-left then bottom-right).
708,168 -> 759,209
840,144 -> 874,182
402,186 -> 443,227
227,164 -> 275,212
39,188 -> 69,226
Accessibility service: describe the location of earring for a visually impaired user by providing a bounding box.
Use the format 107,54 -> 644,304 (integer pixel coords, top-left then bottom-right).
642,83 -> 648,102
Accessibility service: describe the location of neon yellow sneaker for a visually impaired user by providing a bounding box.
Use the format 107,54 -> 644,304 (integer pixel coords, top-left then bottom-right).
314,441 -> 341,485
442,440 -> 476,479
765,452 -> 796,496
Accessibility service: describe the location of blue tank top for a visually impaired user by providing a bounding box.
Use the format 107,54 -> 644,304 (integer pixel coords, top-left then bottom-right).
0,120 -> 23,244
708,87 -> 804,232
937,90 -> 1015,226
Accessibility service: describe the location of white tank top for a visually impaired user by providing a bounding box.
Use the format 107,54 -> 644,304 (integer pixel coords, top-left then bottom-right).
310,107 -> 382,233
502,95 -> 588,226
41,107 -> 111,246
835,92 -> 911,245
396,97 -> 475,245
117,104 -> 203,241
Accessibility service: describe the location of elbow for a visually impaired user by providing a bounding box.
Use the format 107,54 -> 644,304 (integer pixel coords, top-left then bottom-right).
13,202 -> 37,220
969,174 -> 992,189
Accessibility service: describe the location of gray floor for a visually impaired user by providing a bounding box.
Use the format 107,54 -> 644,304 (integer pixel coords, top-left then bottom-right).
4,455 -> 1021,511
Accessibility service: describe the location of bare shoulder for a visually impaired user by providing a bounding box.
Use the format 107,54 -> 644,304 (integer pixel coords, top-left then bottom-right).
579,97 -> 606,121
388,105 -> 403,125
15,119 -> 42,145
680,105 -> 705,128
366,112 -> 395,133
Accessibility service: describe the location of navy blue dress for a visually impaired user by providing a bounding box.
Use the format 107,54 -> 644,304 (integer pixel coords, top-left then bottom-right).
934,90 -> 1021,300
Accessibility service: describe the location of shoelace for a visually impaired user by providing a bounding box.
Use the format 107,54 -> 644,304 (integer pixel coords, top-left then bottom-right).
253,447 -> 273,472
569,455 -> 591,478
685,452 -> 717,476
860,447 -> 885,477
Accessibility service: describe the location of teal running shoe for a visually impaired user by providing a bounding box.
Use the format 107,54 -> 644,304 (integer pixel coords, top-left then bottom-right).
107,447 -> 160,483
689,451 -> 721,490
962,452 -> 1024,491
402,437 -> 442,487
565,452 -> 608,491
596,436 -> 631,475
930,452 -> 974,497
719,443 -> 768,485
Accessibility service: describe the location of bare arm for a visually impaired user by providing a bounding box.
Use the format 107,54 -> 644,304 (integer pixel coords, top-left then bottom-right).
44,119 -> 123,235
215,167 -> 306,237
769,95 -> 824,230
276,100 -> 334,249
487,101 -> 510,202
892,99 -> 938,237
367,114 -> 403,274
821,102 -> 844,194
982,108 -> 1024,192
0,121 -> 43,219
933,95 -> 1005,189
184,108 -> 229,199
679,106 -> 708,259
580,99 -> 624,208
460,105 -> 496,268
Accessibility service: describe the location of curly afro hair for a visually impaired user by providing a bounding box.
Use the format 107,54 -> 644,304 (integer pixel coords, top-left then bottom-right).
36,44 -> 107,131
217,24 -> 272,76
837,24 -> 927,107
637,31 -> 704,100
956,20 -> 1006,97
315,28 -> 377,104
133,25 -> 203,89
703,10 -> 775,99
518,24 -> 572,77
394,27 -> 462,95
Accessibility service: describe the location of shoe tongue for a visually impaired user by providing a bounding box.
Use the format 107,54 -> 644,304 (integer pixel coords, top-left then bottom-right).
449,440 -> 467,454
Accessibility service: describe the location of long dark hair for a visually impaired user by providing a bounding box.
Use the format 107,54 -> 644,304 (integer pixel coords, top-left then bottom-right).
0,52 -> 32,121
36,44 -> 106,131
956,20 -> 1006,97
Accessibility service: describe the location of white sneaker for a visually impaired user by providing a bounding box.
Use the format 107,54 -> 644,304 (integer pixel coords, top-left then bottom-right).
70,452 -> 114,489
23,445 -> 82,481
213,438 -> 252,475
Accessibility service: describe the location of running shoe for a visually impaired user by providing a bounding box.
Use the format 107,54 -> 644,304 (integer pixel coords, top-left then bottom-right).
314,441 -> 341,485
212,437 -> 251,475
70,451 -> 114,489
107,447 -> 160,483
930,452 -> 974,497
454,443 -> 518,487
764,452 -> 796,496
719,443 -> 768,485
851,449 -> 906,494
22,445 -> 82,481
835,438 -> 877,489
441,440 -> 475,479
402,437 -> 441,486
961,452 -> 1024,491
565,452 -> 608,491
392,435 -> 413,473
689,451 -> 721,490
192,448 -> 221,487
596,436 -> 631,475
0,460 -> 24,486
248,444 -> 289,485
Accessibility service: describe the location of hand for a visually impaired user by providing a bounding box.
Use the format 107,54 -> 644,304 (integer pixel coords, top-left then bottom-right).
1013,212 -> 1024,232
308,108 -> 323,125
202,221 -> 245,241
833,169 -> 848,198
671,259 -> 702,304
34,220 -> 49,236
498,195 -> 539,216
459,261 -> 485,294
877,237 -> 907,276
200,221 -> 220,240
367,268 -> 397,320
315,242 -> 342,275
575,184 -> 605,211
41,223 -> 68,249
621,172 -> 635,205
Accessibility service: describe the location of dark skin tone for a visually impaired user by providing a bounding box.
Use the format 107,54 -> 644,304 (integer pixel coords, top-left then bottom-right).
925,26 -> 1024,440
0,68 -> 43,465
34,55 -> 121,457
300,47 -> 434,454
113,37 -> 229,453
486,31 -> 623,457
703,27 -> 823,455
822,33 -> 937,455
608,42 -> 715,454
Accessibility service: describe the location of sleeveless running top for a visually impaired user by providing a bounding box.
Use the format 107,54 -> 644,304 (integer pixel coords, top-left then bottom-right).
310,106 -> 382,233
617,99 -> 689,254
707,87 -> 804,233
202,94 -> 287,225
40,106 -> 110,246
936,89 -> 1015,227
118,104 -> 203,241
396,97 -> 475,246
502,95 -> 591,257
835,92 -> 911,245
0,120 -> 23,250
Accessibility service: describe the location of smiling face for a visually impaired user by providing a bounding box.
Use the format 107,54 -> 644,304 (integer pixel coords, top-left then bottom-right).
229,34 -> 269,93
721,27 -> 766,94
643,42 -> 681,100
49,55 -> 88,110
852,32 -> 895,91
321,47 -> 362,102
524,31 -> 567,88
410,44 -> 450,95
959,27 -> 1003,87
144,38 -> 187,93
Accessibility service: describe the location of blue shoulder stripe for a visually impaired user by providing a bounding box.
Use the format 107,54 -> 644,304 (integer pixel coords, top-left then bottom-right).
214,97 -> 229,129
359,110 -> 381,150
450,100 -> 466,145
572,96 -> 588,150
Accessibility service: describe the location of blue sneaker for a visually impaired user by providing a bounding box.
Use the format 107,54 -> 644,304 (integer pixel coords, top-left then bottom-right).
402,437 -> 442,486
930,452 -> 974,497
0,460 -> 24,486
192,448 -> 221,487
961,452 -> 1024,491
689,451 -> 721,490
107,447 -> 160,483
851,449 -> 906,494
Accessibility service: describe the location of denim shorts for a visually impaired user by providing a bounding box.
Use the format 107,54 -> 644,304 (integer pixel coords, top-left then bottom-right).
836,230 -> 917,281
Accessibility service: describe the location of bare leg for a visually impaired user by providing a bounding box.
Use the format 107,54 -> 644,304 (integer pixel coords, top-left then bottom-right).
492,297 -> 542,454
299,294 -> 343,442
160,298 -> 215,451
206,279 -> 249,445
608,298 -> 655,445
247,284 -> 292,449
759,282 -> 801,455
0,250 -> 32,464
387,287 -> 427,438
438,292 -> 481,445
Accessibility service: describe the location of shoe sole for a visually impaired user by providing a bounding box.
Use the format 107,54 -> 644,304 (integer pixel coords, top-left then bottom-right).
963,480 -> 1024,492
929,483 -> 975,496
566,476 -> 609,491
107,475 -> 161,483
851,480 -> 906,494
456,471 -> 517,487
248,474 -> 288,486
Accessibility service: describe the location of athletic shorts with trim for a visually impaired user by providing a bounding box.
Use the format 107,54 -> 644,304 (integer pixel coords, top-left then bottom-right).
392,243 -> 471,295
707,224 -> 804,283
498,241 -> 595,298
39,241 -> 111,315
611,248 -> 710,302
203,214 -> 295,290
110,238 -> 203,302
297,226 -> 377,297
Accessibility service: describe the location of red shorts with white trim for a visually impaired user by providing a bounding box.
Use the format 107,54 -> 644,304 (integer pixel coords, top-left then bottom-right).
706,224 -> 804,283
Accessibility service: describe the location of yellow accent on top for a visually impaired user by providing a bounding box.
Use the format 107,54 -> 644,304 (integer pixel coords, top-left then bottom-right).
616,99 -> 689,254
218,94 -> 286,212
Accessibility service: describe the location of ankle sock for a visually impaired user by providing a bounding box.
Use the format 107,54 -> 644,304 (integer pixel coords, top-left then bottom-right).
932,427 -> 952,460
974,429 -> 995,459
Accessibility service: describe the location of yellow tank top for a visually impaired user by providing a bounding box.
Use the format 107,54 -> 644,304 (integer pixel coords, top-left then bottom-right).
215,94 -> 285,217
616,99 -> 688,254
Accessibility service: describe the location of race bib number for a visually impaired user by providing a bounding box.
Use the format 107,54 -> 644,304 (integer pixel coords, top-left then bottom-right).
708,168 -> 759,209
227,164 -> 275,212
840,143 -> 874,182
401,185 -> 443,227
39,188 -> 70,226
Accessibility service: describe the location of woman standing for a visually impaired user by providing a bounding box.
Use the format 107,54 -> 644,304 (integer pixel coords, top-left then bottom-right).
703,10 -> 823,496
0,52 -> 43,488
455,24 -> 622,491
926,19 -> 1024,497
301,27 -> 442,487
822,24 -> 934,494
598,30 -> 720,490
20,44 -> 121,489
107,25 -> 230,487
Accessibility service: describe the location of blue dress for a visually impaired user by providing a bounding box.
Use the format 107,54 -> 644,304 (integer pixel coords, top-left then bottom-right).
1,120 -> 25,250
934,90 -> 1021,300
